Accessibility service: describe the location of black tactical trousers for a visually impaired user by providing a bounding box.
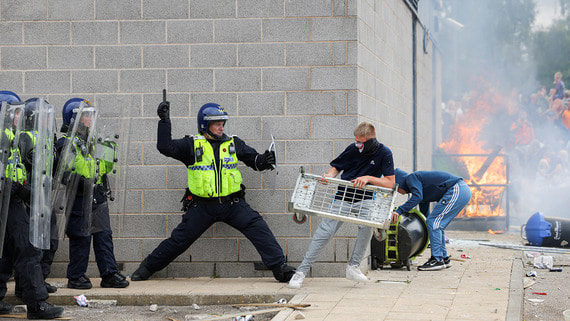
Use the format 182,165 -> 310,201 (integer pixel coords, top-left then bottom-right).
0,197 -> 48,307
145,198 -> 286,273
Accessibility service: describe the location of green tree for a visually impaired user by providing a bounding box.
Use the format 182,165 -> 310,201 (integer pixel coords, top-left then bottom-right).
532,16 -> 570,88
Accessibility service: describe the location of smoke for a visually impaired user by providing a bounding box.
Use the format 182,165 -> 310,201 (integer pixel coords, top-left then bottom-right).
436,0 -> 570,225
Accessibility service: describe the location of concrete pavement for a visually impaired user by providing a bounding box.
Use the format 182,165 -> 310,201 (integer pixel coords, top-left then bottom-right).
3,230 -> 526,320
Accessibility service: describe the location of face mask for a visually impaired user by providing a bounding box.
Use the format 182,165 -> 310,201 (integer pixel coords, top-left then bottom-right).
355,142 -> 364,152
361,138 -> 380,154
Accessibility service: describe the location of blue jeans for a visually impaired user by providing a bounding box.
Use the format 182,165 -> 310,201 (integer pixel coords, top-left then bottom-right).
296,199 -> 373,275
427,181 -> 472,260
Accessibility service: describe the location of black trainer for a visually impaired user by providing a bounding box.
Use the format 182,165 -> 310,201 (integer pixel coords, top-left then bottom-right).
67,276 -> 92,289
101,272 -> 130,288
443,256 -> 452,268
131,259 -> 153,281
418,256 -> 445,271
272,263 -> 296,282
0,301 -> 13,314
27,301 -> 64,320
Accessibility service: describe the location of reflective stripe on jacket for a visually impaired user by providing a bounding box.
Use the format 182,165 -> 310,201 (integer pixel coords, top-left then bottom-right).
187,135 -> 242,198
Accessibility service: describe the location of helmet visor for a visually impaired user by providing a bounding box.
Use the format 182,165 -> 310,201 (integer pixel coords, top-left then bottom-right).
203,114 -> 229,122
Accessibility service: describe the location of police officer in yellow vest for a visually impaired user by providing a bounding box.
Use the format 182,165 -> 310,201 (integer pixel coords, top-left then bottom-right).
13,98 -> 58,298
0,94 -> 64,319
57,98 -> 129,290
131,101 -> 296,282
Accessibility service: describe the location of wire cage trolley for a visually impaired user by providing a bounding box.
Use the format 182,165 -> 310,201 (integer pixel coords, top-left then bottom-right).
288,167 -> 398,229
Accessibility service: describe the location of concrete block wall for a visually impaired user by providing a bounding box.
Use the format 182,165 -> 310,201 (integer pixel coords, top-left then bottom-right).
0,0 -> 438,278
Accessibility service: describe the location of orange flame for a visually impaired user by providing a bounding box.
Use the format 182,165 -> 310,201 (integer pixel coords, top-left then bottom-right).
440,83 -> 511,218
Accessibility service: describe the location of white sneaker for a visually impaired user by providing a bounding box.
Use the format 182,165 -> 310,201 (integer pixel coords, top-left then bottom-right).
346,265 -> 368,282
288,271 -> 305,289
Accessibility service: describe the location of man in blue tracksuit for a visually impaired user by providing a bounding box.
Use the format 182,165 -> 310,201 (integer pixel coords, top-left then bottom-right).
393,169 -> 472,271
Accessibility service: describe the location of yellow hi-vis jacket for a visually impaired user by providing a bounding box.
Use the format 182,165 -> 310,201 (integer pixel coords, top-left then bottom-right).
187,135 -> 242,198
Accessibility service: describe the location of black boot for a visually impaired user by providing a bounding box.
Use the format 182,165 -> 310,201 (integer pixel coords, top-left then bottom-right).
101,272 -> 130,288
272,263 -> 296,282
67,276 -> 92,289
27,302 -> 64,320
45,282 -> 57,293
0,301 -> 13,315
131,259 -> 153,281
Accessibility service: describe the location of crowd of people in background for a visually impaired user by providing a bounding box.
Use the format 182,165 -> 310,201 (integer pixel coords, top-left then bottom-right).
441,71 -> 569,222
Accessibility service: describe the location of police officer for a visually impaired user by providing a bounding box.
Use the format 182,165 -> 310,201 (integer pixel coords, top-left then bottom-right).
13,98 -> 58,297
0,93 -> 64,319
57,98 -> 129,289
131,100 -> 295,283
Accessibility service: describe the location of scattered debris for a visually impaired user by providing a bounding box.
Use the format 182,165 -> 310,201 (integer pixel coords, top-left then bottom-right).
74,294 -> 88,307
150,304 -> 158,312
525,251 -> 541,258
294,311 -> 306,319
526,270 -> 537,277
277,298 -> 287,304
233,315 -> 253,321
523,278 -> 536,288
375,280 -> 412,284
460,254 -> 471,259
532,292 -> 547,295
479,242 -> 570,254
534,256 -> 553,269
233,303 -> 310,309
549,267 -> 563,272
194,308 -> 286,321
192,304 -> 201,310
527,298 -> 544,303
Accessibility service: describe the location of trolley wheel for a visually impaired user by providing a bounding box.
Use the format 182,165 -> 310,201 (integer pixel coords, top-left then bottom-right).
293,213 -> 307,224
405,259 -> 412,271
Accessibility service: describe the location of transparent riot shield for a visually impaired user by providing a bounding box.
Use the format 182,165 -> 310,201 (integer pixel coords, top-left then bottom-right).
0,102 -> 25,256
93,96 -> 131,233
22,98 -> 56,250
52,103 -> 98,239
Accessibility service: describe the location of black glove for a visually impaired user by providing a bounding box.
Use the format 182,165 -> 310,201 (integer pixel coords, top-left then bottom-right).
255,150 -> 275,171
264,150 -> 276,167
157,101 -> 170,121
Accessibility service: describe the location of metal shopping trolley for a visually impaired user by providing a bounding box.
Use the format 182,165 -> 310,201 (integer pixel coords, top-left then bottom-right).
288,167 -> 398,229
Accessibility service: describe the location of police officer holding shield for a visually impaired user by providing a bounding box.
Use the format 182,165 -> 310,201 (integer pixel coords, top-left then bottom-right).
131,96 -> 295,283
0,92 -> 64,319
56,98 -> 129,290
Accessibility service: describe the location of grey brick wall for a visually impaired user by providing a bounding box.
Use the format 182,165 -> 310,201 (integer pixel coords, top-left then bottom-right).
0,0 -> 439,279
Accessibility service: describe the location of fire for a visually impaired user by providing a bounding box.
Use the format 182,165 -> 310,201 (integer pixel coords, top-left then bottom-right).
440,83 -> 510,218
488,229 -> 505,234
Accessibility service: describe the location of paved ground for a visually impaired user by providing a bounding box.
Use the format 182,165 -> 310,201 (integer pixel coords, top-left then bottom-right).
1,229 -> 568,320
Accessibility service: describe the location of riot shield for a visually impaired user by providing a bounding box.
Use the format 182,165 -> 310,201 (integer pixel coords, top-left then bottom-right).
93,96 -> 131,233
0,102 -> 25,257
23,98 -> 56,249
52,103 -> 98,239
